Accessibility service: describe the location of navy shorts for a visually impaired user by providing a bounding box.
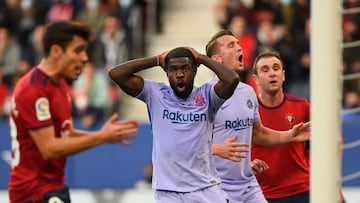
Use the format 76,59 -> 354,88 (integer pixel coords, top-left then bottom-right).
25,186 -> 71,203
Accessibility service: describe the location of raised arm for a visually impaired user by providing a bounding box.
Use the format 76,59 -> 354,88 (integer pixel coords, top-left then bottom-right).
29,113 -> 139,160
190,48 -> 240,99
252,121 -> 310,146
108,56 -> 159,97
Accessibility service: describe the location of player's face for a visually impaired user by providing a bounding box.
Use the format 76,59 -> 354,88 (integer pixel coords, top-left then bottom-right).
214,35 -> 244,73
254,56 -> 285,95
59,35 -> 89,81
167,57 -> 196,98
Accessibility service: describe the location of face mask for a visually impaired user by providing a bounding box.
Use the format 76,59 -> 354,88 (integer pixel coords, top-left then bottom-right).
119,0 -> 133,8
87,0 -> 99,10
21,0 -> 32,10
280,0 -> 292,6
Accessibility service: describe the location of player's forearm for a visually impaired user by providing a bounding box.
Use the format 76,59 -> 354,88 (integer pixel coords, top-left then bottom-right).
253,126 -> 292,146
40,132 -> 105,160
109,56 -> 157,97
109,56 -> 157,77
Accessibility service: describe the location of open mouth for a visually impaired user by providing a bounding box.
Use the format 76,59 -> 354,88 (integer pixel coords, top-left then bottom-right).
178,82 -> 185,89
270,80 -> 277,84
238,55 -> 243,62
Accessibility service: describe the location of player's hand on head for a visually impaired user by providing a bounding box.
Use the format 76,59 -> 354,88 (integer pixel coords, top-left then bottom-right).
187,47 -> 201,67
101,113 -> 139,145
159,51 -> 169,71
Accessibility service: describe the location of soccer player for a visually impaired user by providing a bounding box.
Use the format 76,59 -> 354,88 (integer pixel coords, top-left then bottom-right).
8,21 -> 139,203
205,30 -> 310,203
109,46 -> 240,203
252,50 -> 346,203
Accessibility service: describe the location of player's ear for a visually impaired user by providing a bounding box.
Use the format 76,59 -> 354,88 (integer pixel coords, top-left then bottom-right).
252,74 -> 259,85
282,70 -> 285,82
50,44 -> 63,58
211,55 -> 222,63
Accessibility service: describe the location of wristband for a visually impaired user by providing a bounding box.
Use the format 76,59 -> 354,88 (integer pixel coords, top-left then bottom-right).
156,55 -> 160,66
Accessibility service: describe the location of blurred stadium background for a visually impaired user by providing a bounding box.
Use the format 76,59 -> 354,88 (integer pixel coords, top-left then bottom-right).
1,0 -> 360,202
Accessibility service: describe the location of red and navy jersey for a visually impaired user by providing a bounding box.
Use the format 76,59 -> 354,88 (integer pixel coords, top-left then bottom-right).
251,93 -> 310,198
8,68 -> 72,202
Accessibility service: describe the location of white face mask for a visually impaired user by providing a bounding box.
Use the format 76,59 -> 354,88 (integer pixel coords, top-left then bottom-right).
280,0 -> 292,5
21,0 -> 32,10
119,0 -> 133,8
87,0 -> 99,10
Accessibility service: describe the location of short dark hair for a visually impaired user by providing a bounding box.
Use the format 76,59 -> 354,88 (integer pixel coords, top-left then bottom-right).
42,21 -> 93,57
252,50 -> 283,75
205,30 -> 234,57
165,47 -> 196,68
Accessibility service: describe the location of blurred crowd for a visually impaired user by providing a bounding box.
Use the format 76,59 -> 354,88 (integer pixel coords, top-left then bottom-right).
213,0 -> 360,119
0,0 -> 163,127
0,0 -> 360,126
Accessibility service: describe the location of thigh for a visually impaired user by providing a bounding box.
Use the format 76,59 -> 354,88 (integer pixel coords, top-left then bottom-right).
155,185 -> 227,203
187,185 -> 227,203
243,185 -> 268,203
155,190 -> 184,203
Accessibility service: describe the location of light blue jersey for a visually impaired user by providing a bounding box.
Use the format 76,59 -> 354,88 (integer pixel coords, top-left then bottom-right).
136,79 -> 225,193
211,78 -> 267,203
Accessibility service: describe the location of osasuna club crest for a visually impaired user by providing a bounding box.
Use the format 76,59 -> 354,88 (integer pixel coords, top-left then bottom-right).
286,113 -> 295,124
245,98 -> 253,109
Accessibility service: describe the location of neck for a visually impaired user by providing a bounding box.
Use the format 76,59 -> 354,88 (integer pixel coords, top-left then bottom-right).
258,90 -> 284,107
37,58 -> 61,82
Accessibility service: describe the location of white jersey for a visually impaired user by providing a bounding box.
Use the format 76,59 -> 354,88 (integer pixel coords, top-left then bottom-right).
211,78 -> 261,193
136,79 -> 225,192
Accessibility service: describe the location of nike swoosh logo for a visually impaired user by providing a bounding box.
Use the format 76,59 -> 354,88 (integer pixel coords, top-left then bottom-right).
220,104 -> 230,110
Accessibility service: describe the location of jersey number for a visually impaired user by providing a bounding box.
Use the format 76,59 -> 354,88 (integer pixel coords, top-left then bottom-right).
9,116 -> 20,168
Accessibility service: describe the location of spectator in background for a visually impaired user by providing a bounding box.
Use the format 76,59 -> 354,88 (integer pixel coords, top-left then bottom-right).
343,57 -> 360,93
0,1 -> 15,30
342,89 -> 360,121
23,24 -> 45,66
228,14 -> 258,92
255,18 -> 296,93
291,17 -> 311,100
290,0 -> 310,36
91,15 -> 129,115
76,0 -> 109,36
13,0 -> 44,48
46,0 -> 75,22
72,62 -> 110,128
0,26 -> 21,87
93,15 -> 129,70
0,68 -> 10,120
11,59 -> 32,88
213,0 -> 233,29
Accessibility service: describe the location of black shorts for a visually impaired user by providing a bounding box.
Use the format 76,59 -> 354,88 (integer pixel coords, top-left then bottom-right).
25,186 -> 70,203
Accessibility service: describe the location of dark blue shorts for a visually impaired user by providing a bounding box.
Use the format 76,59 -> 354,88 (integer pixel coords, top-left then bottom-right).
25,186 -> 70,203
267,190 -> 309,203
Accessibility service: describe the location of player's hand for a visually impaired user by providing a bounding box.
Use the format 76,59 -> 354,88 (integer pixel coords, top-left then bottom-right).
291,121 -> 310,142
158,51 -> 169,71
212,135 -> 249,162
187,47 -> 201,67
251,158 -> 269,175
101,113 -> 139,145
